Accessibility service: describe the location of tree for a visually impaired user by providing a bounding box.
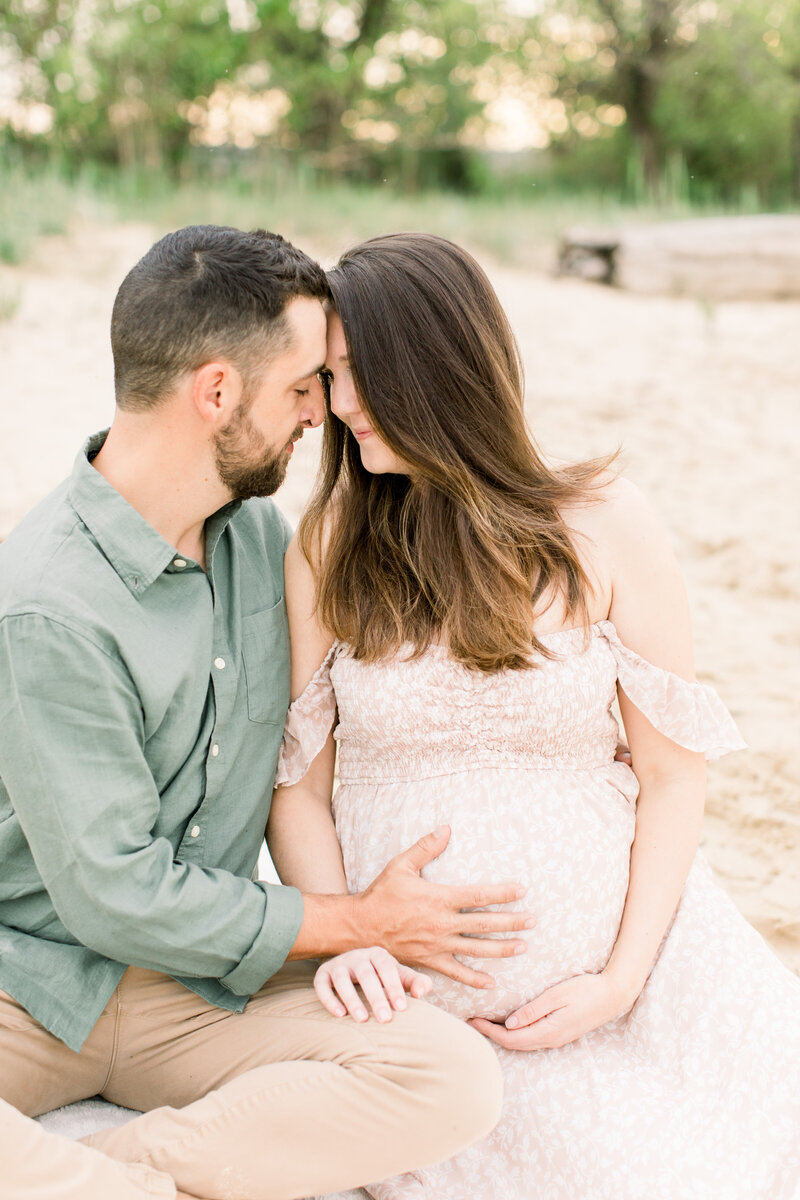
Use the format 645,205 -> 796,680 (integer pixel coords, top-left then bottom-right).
530,0 -> 715,191
655,0 -> 798,200
1,0 -> 254,167
0,0 -> 520,187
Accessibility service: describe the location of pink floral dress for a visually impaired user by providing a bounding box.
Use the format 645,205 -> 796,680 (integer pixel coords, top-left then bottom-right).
277,621 -> 800,1200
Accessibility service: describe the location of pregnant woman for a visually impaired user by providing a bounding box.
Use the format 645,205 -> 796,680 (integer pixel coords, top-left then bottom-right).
267,232 -> 800,1199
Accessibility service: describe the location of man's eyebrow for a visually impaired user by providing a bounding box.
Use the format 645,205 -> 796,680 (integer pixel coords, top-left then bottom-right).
291,363 -> 326,385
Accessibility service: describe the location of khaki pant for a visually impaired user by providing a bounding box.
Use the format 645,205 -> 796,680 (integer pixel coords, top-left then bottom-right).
0,963 -> 502,1200
0,1095 -> 175,1198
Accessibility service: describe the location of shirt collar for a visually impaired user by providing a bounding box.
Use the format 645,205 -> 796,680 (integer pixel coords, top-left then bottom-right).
68,431 -> 241,598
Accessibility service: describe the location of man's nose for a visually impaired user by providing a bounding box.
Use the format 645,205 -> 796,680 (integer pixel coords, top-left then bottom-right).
300,377 -> 326,428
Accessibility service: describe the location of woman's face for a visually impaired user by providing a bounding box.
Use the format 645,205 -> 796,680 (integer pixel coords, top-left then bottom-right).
325,311 -> 407,475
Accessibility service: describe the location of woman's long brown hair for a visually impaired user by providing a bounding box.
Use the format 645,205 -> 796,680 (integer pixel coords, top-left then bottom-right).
300,232 -> 615,673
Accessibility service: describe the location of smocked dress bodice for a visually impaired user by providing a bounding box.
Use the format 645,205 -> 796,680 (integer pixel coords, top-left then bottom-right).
278,620 -> 744,790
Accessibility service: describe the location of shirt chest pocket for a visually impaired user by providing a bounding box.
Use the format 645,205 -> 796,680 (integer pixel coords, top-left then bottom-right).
241,599 -> 291,725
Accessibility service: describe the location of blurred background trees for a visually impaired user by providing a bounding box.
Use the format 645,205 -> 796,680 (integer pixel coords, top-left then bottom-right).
2,0 -> 800,204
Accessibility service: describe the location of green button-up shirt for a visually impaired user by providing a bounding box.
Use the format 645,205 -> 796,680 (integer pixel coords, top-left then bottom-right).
0,433 -> 303,1051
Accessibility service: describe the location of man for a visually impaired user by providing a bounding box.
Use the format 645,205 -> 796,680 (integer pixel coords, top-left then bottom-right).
0,225 -> 532,1199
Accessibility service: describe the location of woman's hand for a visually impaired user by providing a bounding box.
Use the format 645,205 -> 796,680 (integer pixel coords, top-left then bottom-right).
468,971 -> 637,1051
314,946 -> 432,1023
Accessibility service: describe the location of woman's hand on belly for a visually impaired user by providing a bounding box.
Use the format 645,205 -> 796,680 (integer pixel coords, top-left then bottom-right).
468,970 -> 637,1051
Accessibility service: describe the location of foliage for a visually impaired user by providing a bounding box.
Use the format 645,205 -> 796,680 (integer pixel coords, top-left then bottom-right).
3,0 -> 800,201
1,0 -> 520,187
656,4 -> 798,200
526,0 -> 687,181
529,0 -> 800,199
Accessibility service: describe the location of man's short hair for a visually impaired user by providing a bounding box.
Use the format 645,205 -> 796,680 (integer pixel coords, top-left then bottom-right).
111,225 -> 329,410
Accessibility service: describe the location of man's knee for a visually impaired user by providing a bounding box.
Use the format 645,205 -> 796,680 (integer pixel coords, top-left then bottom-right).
386,999 -> 503,1157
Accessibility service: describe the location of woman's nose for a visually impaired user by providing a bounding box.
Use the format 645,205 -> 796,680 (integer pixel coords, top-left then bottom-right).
330,377 -> 360,418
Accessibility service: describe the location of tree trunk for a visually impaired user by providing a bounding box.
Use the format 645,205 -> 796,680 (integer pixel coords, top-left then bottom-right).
620,60 -> 661,193
355,0 -> 393,49
615,0 -> 678,195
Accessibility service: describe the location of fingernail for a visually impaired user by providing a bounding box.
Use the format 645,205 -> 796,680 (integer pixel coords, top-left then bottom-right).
356,1008 -> 368,1021
377,1007 -> 391,1022
514,942 -> 527,955
506,1015 -> 519,1029
434,825 -> 447,836
524,917 -> 537,928
393,995 -> 407,1010
515,887 -> 528,898
334,1006 -> 345,1017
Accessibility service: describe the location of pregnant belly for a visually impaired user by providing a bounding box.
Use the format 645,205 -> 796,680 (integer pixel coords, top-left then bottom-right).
333,764 -> 637,1022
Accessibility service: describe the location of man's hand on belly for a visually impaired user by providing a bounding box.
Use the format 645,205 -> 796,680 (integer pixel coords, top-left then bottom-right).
356,825 -> 536,990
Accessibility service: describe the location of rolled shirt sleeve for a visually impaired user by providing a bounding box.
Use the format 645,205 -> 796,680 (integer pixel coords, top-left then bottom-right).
0,611 -> 302,989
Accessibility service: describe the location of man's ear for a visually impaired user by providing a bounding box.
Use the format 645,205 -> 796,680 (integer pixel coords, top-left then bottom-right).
191,361 -> 242,427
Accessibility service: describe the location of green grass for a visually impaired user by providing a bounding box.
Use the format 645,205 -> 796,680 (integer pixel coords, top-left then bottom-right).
0,153 -> 793,276
0,280 -> 21,322
0,159 -> 111,265
103,163 -> 761,271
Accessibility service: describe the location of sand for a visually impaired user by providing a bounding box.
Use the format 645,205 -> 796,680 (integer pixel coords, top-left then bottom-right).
1,217 -> 797,1053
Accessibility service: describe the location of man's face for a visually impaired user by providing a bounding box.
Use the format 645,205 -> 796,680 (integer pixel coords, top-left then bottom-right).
214,295 -> 327,500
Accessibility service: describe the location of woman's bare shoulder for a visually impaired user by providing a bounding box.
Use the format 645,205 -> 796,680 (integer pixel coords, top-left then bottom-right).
558,469 -> 670,620
563,470 -> 655,544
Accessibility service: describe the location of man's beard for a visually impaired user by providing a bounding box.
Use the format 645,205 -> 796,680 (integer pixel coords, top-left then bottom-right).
214,401 -> 301,501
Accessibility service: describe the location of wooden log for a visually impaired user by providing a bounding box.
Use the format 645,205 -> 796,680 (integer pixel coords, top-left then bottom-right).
560,214 -> 800,300
557,227 -> 620,284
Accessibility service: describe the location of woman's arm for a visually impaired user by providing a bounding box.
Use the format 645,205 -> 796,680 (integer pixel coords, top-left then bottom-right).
267,532 -> 348,895
472,478 -> 707,1050
267,735 -> 347,894
600,478 -> 706,1001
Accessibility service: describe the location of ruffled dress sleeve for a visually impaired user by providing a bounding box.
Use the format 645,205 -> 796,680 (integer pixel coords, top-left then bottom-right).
596,620 -> 746,761
275,643 -> 339,787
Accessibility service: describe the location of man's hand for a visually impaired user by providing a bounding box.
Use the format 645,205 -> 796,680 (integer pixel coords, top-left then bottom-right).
357,826 -> 535,990
468,970 -> 635,1050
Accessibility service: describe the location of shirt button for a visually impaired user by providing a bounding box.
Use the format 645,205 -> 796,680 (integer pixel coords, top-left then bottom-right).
211,744 -> 219,758
190,825 -> 200,838
173,558 -> 187,569
214,657 -> 226,670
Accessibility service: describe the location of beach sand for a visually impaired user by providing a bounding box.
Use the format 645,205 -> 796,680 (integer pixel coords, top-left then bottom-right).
2,219 -> 797,1145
